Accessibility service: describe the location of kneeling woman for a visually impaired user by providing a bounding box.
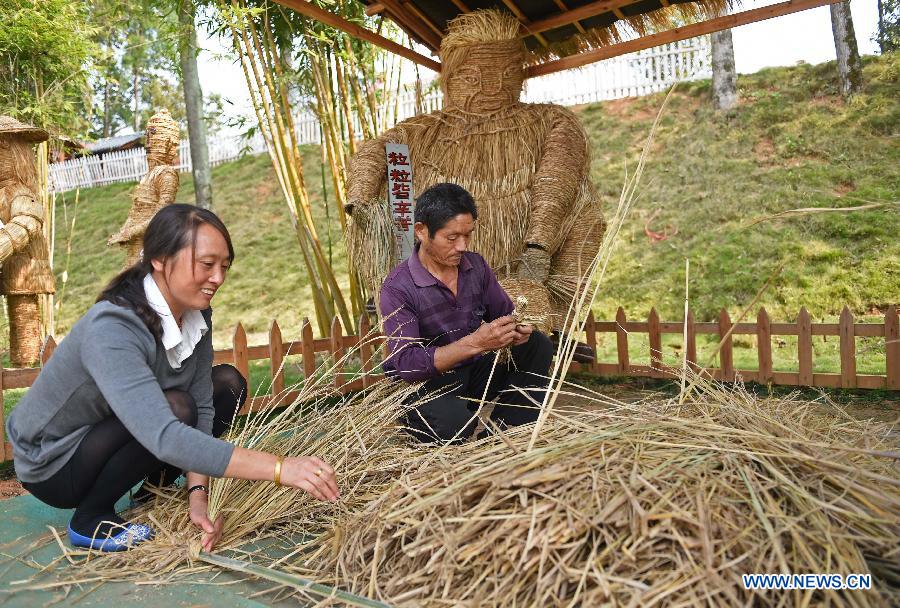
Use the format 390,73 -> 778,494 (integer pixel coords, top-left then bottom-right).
6,204 -> 338,552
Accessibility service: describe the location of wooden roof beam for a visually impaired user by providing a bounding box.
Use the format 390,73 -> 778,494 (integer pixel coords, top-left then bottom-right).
502,0 -> 551,48
552,1 -> 588,34
273,0 -> 441,72
521,0 -> 636,36
527,0 -> 840,78
365,3 -> 385,17
379,0 -> 443,50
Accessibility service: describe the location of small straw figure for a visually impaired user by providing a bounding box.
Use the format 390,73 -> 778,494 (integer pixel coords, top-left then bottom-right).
0,116 -> 56,366
109,109 -> 180,267
346,9 -> 605,330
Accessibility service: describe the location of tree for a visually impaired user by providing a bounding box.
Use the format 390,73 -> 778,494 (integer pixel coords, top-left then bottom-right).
830,1 -> 862,97
710,29 -> 737,111
0,0 -> 96,135
876,0 -> 900,53
177,0 -> 212,209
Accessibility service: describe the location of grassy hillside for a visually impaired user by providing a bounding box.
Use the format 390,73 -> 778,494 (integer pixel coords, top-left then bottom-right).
3,54 -> 897,380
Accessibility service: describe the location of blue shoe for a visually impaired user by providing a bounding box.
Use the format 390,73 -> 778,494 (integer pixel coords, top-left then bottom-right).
67,522 -> 154,552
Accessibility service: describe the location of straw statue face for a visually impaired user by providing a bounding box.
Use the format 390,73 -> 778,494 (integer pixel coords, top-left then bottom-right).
439,10 -> 526,114
0,136 -> 39,191
145,109 -> 180,168
443,43 -> 526,113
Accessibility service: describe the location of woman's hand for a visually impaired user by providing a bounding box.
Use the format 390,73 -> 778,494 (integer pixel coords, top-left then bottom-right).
189,492 -> 224,552
280,456 -> 340,502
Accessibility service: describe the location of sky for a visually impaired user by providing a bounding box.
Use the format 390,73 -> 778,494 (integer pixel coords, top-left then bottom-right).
196,0 -> 881,124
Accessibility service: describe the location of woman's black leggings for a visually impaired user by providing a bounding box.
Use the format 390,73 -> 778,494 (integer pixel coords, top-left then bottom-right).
22,365 -> 247,536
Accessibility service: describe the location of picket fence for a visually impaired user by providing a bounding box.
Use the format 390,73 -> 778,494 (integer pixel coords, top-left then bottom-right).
48,38 -> 711,193
2,303 -> 897,463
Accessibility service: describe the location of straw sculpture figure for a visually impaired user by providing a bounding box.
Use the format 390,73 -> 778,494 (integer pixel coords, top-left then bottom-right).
109,109 -> 180,267
0,116 -> 55,366
345,9 -> 605,332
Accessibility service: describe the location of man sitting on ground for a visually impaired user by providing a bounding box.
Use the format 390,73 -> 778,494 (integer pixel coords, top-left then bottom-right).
379,182 -> 553,442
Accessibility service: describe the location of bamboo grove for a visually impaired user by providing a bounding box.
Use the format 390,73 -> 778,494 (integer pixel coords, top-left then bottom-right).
219,0 -> 423,335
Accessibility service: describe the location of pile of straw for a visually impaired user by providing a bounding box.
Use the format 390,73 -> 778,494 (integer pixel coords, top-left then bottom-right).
294,381 -> 899,606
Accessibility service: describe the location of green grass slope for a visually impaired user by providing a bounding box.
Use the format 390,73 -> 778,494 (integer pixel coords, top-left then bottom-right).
4,54 -> 897,377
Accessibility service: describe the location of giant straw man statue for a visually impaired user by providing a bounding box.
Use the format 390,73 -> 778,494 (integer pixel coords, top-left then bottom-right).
0,116 -> 56,367
109,109 -> 180,266
346,10 -> 605,330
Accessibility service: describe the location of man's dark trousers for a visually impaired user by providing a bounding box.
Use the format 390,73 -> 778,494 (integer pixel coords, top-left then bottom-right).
403,331 -> 553,443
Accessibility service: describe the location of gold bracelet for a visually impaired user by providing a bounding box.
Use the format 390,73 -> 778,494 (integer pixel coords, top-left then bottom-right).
273,456 -> 284,487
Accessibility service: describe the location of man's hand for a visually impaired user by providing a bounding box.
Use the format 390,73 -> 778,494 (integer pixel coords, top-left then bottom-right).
512,323 -> 533,346
471,316 -> 520,352
189,492 -> 224,552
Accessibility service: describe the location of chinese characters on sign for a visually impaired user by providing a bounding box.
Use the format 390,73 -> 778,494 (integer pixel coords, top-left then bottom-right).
386,143 -> 415,261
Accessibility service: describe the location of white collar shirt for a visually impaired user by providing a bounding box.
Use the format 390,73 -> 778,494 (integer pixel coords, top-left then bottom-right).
143,274 -> 208,369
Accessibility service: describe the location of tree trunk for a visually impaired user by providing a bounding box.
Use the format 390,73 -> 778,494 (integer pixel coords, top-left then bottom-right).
178,0 -> 213,209
830,1 -> 863,97
710,30 -> 738,111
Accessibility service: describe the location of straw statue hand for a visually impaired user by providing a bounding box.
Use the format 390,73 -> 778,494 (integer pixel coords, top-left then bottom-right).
281,456 -> 340,502
519,246 -> 551,283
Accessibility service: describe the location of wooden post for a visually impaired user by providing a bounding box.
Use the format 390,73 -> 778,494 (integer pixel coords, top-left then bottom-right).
358,313 -> 374,389
301,318 -> 316,380
839,306 -> 856,388
41,336 -> 57,365
798,307 -> 813,386
648,308 -> 663,377
686,310 -> 698,373
886,305 -> 899,390
584,310 -> 598,372
757,307 -> 773,385
331,316 -> 344,389
269,320 -> 285,398
839,306 -> 857,388
233,323 -> 249,383
615,307 -> 629,374
718,309 -> 734,382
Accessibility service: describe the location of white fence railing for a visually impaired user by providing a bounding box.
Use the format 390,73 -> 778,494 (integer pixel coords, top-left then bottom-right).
49,37 -> 710,193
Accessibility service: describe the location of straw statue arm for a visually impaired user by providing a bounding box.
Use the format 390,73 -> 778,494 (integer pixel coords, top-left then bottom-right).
156,168 -> 179,206
0,191 -> 44,264
525,109 -> 590,256
345,131 -> 400,215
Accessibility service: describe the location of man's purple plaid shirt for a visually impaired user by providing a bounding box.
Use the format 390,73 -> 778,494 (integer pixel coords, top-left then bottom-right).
379,243 -> 513,383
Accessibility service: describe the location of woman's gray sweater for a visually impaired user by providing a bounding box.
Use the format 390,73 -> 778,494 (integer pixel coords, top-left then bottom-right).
5,301 -> 235,483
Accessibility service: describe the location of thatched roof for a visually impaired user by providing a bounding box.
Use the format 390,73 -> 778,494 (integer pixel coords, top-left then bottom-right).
360,0 -> 731,62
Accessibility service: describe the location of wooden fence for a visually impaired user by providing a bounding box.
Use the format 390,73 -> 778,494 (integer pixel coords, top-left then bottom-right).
2,305 -> 896,463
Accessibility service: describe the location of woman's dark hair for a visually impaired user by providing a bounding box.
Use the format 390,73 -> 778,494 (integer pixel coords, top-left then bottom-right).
98,204 -> 235,342
414,183 -> 478,238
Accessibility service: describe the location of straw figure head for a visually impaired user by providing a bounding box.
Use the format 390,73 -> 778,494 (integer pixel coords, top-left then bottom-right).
439,10 -> 526,114
0,116 -> 47,191
145,109 -> 180,168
